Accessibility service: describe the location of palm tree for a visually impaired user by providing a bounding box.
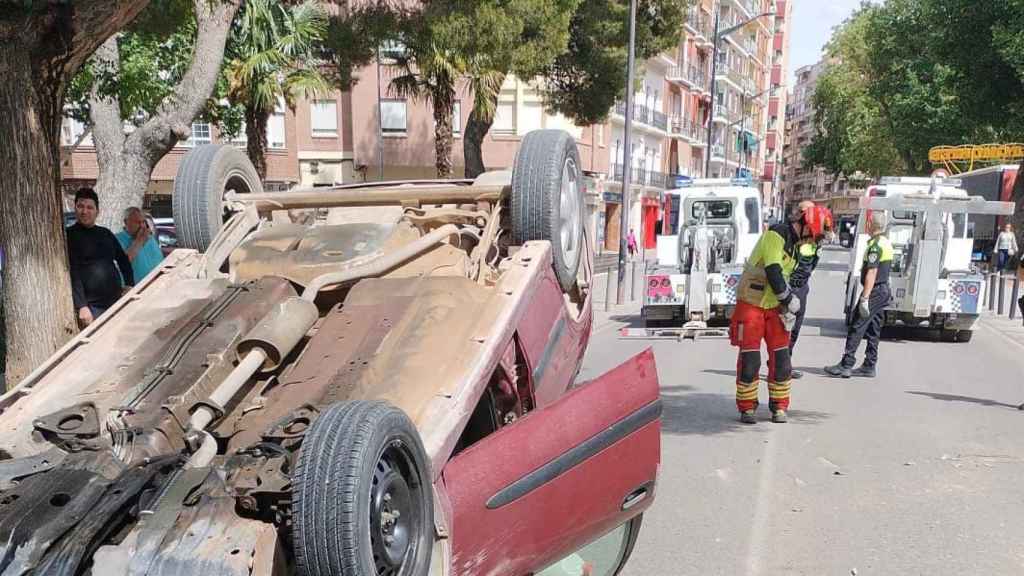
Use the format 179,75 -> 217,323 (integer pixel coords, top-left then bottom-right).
225,0 -> 329,179
391,32 -> 469,178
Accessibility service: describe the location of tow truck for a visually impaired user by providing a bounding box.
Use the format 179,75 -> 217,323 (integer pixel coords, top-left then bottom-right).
844,176 -> 1015,342
621,178 -> 762,339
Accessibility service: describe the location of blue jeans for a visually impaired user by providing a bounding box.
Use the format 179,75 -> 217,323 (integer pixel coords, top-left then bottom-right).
997,249 -> 1009,272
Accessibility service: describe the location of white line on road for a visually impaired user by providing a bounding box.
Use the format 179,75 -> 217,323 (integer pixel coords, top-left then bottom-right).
745,431 -> 779,576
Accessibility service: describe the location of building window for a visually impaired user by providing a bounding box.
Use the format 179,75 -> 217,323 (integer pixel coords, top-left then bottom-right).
230,121 -> 247,148
310,99 -> 338,138
268,105 -> 286,149
452,100 -> 462,136
597,124 -> 604,146
493,89 -> 517,134
191,122 -> 212,145
381,99 -> 408,135
379,40 -> 406,61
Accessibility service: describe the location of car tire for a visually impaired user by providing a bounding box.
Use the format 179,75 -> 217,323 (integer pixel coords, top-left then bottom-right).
511,130 -> 585,292
172,144 -> 262,252
293,401 -> 433,576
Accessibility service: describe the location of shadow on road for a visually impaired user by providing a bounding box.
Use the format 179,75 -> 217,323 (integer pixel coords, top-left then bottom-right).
658,382 -> 832,436
610,314 -> 645,329
906,391 -> 1024,411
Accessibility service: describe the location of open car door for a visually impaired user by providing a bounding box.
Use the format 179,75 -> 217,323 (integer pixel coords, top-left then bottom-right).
443,349 -> 661,576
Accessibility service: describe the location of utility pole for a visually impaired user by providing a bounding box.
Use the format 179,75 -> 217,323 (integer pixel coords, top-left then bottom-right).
616,0 -> 638,305
704,7 -> 720,178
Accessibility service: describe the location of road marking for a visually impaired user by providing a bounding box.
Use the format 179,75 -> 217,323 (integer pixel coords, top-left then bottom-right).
745,431 -> 779,576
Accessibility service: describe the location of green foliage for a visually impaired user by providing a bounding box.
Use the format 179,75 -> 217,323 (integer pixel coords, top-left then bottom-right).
224,0 -> 330,115
542,0 -> 686,125
807,0 -> 1024,179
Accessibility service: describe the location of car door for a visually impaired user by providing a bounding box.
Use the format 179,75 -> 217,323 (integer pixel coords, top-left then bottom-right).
442,349 -> 661,576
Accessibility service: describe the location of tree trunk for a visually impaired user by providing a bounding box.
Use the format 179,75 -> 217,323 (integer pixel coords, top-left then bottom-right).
432,97 -> 454,178
464,106 -> 495,179
246,107 -> 270,181
0,42 -> 78,386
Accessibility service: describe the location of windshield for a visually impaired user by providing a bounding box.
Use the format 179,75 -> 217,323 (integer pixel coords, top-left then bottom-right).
690,200 -> 732,220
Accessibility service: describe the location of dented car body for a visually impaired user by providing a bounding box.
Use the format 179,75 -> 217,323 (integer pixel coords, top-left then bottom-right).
0,131 -> 660,576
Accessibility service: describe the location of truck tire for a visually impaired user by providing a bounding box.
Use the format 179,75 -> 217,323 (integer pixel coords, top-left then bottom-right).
511,130 -> 584,292
293,401 -> 433,576
956,330 -> 973,343
172,144 -> 263,252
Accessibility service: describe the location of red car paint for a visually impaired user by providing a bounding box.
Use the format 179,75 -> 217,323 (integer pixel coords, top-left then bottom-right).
443,349 -> 661,576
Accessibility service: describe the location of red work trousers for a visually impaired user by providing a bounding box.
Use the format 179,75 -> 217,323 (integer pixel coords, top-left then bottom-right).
729,301 -> 793,413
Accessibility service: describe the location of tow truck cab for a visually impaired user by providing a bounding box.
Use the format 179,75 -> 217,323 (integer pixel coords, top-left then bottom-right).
644,178 -> 762,326
844,177 -> 1015,341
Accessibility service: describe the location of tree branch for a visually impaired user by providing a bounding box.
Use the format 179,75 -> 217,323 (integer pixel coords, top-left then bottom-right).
88,36 -> 128,166
125,0 -> 241,161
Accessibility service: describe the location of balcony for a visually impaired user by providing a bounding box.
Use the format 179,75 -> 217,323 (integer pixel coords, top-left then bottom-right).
667,65 -> 708,92
613,101 -> 669,133
685,9 -> 713,45
727,0 -> 760,19
611,164 -> 669,189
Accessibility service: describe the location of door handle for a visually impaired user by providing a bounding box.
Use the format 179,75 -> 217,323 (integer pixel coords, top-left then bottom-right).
621,483 -> 652,511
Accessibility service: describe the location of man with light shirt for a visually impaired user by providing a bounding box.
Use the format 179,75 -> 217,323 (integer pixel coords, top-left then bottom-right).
115,207 -> 164,283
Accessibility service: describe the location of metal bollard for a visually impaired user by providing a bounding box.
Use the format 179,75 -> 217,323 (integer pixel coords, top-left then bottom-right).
1010,277 -> 1020,320
604,270 -> 614,312
626,259 -> 634,301
998,274 -> 1006,315
988,273 -> 997,311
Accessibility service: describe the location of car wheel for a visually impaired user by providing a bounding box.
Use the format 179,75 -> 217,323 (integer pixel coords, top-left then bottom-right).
293,401 -> 433,576
511,130 -> 585,292
172,144 -> 263,251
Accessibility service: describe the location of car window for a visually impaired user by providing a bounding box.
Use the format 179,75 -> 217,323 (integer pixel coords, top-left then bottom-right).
536,522 -> 634,576
744,198 -> 759,234
691,200 -> 732,220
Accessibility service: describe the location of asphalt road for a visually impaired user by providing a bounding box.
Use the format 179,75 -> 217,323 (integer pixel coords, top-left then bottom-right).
580,248 -> 1024,576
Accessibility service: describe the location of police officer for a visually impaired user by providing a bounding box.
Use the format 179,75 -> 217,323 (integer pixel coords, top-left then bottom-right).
788,201 -> 832,379
730,204 -> 831,424
826,210 -> 893,378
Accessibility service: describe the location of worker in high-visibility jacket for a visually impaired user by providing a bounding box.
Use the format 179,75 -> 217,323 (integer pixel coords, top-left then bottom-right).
730,205 -> 833,424
788,201 -> 834,379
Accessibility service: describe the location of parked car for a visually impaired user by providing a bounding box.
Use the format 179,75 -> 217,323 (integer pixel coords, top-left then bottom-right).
0,130 -> 661,576
149,217 -> 178,256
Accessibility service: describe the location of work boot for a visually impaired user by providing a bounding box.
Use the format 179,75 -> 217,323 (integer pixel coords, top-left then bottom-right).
824,364 -> 852,378
791,369 -> 804,379
772,410 -> 788,424
740,410 -> 757,424
852,364 -> 876,378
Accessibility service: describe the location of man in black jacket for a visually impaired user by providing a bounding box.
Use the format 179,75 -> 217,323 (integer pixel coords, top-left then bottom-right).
66,188 -> 134,327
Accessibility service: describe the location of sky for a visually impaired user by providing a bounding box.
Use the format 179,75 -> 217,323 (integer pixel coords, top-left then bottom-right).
787,0 -> 865,85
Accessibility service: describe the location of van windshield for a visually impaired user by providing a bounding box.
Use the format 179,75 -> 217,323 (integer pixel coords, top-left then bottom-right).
690,200 -> 732,220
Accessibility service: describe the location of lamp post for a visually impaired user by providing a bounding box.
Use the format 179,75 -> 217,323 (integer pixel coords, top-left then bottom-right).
703,4 -> 775,177
616,0 -> 638,305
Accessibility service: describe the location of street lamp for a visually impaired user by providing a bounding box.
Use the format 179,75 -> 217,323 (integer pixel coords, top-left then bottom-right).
616,0 -> 638,305
703,5 -> 775,177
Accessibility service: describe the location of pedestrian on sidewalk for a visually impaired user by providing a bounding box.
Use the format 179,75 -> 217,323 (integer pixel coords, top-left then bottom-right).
66,188 -> 134,328
788,201 -> 833,379
116,207 -> 164,282
826,210 -> 893,378
995,223 -> 1017,273
627,228 -> 638,259
729,204 -> 832,424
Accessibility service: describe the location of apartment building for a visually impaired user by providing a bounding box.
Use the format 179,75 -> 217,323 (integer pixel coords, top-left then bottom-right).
60,1 -> 790,252
762,0 -> 792,218
781,60 -> 849,206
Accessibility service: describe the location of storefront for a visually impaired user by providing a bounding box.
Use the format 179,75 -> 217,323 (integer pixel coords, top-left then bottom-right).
602,191 -> 623,252
642,196 -> 660,250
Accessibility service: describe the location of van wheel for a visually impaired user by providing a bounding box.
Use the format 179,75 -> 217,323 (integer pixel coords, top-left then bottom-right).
511,130 -> 585,292
173,144 -> 263,251
293,401 -> 433,576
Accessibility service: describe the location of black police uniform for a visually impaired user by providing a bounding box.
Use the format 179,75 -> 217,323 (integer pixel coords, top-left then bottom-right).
788,242 -> 818,352
840,234 -> 894,368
